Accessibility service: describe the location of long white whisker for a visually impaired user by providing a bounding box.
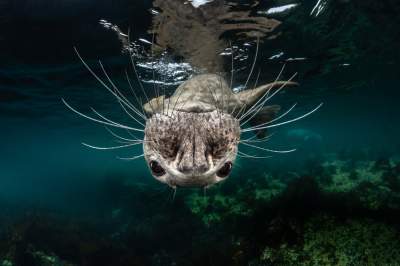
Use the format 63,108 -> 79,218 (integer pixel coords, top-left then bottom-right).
150,28 -> 159,112
240,142 -> 296,154
82,141 -> 142,150
125,128 -> 141,140
240,132 -> 275,143
62,99 -> 144,132
265,103 -> 297,126
243,37 -> 260,90
234,100 -> 249,119
117,154 -> 145,161
237,150 -> 272,159
229,41 -> 234,90
242,103 -> 323,132
113,139 -> 134,144
104,126 -> 142,142
219,76 -> 225,113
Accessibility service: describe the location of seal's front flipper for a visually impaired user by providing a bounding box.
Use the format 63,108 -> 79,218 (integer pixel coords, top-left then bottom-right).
237,81 -> 298,107
248,105 -> 281,139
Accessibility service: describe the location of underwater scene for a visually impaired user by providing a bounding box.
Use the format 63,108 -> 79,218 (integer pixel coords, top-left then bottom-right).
1,0 -> 400,265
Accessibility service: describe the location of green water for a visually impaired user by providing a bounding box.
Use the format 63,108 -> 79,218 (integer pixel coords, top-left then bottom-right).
0,0 -> 400,265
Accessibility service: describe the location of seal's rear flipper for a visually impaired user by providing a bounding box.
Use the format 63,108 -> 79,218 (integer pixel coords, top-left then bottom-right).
249,105 -> 281,139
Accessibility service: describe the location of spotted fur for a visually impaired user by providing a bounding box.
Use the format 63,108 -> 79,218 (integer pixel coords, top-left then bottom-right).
144,110 -> 240,187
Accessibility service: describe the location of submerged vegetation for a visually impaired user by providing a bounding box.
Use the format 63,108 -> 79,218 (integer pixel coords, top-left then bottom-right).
1,154 -> 400,265
258,215 -> 400,265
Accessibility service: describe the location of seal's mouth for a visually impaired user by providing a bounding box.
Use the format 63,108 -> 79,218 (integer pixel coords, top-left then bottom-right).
151,157 -> 234,188
167,175 -> 216,188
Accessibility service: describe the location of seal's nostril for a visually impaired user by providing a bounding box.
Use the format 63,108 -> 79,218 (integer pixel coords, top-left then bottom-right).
197,163 -> 209,173
180,165 -> 192,174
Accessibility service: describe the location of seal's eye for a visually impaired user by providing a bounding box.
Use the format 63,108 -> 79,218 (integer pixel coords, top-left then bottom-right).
217,161 -> 232,178
150,160 -> 166,177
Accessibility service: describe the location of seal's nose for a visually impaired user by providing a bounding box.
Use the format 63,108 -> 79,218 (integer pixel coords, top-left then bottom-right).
177,127 -> 210,175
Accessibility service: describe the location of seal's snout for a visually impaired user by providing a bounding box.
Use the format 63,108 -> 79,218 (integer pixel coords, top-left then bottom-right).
176,131 -> 210,175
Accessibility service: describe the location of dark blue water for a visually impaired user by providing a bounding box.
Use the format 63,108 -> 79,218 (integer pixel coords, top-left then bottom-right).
1,0 -> 400,265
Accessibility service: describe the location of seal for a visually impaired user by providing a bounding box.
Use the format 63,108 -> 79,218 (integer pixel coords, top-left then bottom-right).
141,73 -> 301,187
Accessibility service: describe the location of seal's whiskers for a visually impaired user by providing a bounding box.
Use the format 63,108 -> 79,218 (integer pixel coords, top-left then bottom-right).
105,126 -> 142,143
62,99 -> 144,132
242,103 -> 323,133
238,63 -> 286,121
63,47 -> 146,162
89,107 -> 143,132
240,142 -> 296,154
82,141 -> 143,150
124,70 -> 145,114
127,30 -> 155,115
73,48 -> 145,122
117,154 -> 145,161
240,132 -> 275,143
237,150 -> 272,159
243,37 -> 260,90
229,41 -> 234,90
98,61 -> 146,124
244,103 -> 298,132
240,71 -> 296,124
150,30 -> 160,113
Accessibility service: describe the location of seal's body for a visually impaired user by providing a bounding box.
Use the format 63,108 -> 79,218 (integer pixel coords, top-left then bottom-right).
142,74 -> 295,187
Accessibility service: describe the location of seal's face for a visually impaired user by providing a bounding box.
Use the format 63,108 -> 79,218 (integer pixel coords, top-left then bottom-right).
144,110 -> 240,187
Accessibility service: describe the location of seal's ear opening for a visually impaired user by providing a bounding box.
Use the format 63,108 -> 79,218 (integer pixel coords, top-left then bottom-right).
248,105 -> 281,139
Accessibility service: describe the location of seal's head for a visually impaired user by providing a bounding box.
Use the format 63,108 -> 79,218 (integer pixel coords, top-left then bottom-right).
143,110 -> 240,187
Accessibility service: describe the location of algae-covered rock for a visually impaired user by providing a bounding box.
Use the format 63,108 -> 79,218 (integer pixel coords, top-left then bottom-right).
303,216 -> 400,265
253,174 -> 287,202
258,215 -> 400,266
31,251 -> 75,266
315,158 -> 400,210
0,260 -> 13,266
